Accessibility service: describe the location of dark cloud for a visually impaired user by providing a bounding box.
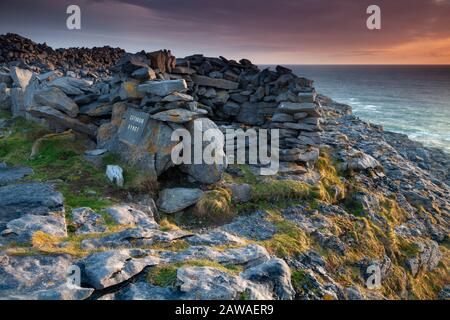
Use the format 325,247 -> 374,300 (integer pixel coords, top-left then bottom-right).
0,0 -> 449,63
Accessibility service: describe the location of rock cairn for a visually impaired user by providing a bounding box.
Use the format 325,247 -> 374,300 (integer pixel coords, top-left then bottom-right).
0,34 -> 323,184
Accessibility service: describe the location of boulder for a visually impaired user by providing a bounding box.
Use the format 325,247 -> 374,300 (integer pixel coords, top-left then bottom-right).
34,87 -> 79,117
138,79 -> 187,96
131,67 -> 157,81
28,105 -> 98,137
180,118 -> 227,184
157,188 -> 204,213
161,92 -> 194,102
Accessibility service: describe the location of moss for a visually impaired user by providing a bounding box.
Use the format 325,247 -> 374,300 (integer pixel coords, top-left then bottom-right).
252,179 -> 314,203
260,217 -> 310,258
194,187 -> 235,224
147,265 -> 178,287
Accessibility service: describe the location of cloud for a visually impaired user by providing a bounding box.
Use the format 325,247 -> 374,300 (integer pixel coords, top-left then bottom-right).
0,0 -> 449,63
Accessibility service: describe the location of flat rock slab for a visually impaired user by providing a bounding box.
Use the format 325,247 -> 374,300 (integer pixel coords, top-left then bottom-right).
77,249 -> 161,290
138,79 -> 187,97
0,254 -> 93,300
2,213 -> 67,243
34,87 -> 79,117
150,108 -> 203,124
0,164 -> 33,186
80,227 -> 191,250
191,75 -> 239,90
0,183 -> 64,231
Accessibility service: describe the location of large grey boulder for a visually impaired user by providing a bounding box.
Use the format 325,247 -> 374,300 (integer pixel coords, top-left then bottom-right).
157,188 -> 204,213
34,87 -> 79,117
29,105 -> 98,137
108,116 -> 180,177
102,282 -> 178,300
0,183 -> 64,231
180,118 -> 227,184
138,79 -> 187,96
77,249 -> 160,289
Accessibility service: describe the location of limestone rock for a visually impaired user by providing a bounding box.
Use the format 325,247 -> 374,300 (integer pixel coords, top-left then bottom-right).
106,165 -> 124,187
138,79 -> 187,97
0,183 -> 64,231
157,188 -> 204,213
151,109 -> 203,124
29,105 -> 97,137
191,75 -> 239,90
34,87 -> 79,117
77,249 -> 160,289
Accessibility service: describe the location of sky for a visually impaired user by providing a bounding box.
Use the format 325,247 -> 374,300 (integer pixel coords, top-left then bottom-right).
0,0 -> 449,64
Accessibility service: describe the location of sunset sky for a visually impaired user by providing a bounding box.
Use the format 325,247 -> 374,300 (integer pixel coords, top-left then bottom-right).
1,0 -> 449,64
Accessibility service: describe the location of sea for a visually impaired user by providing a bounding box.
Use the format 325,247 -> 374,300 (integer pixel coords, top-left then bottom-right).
266,65 -> 450,153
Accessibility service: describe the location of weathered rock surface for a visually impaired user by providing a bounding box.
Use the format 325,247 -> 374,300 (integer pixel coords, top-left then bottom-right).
157,188 -> 204,213
0,183 -> 64,231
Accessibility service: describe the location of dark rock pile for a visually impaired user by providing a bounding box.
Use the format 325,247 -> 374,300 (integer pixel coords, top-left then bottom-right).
0,33 -> 125,78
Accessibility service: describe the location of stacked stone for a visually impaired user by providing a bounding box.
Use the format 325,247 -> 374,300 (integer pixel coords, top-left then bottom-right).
270,89 -> 323,166
0,34 -> 325,184
0,33 -> 125,78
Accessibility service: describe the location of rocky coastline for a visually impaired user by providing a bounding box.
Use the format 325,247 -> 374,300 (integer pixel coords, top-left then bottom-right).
0,34 -> 448,300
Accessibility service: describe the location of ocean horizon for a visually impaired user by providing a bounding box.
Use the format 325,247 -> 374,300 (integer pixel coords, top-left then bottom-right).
264,64 -> 450,153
